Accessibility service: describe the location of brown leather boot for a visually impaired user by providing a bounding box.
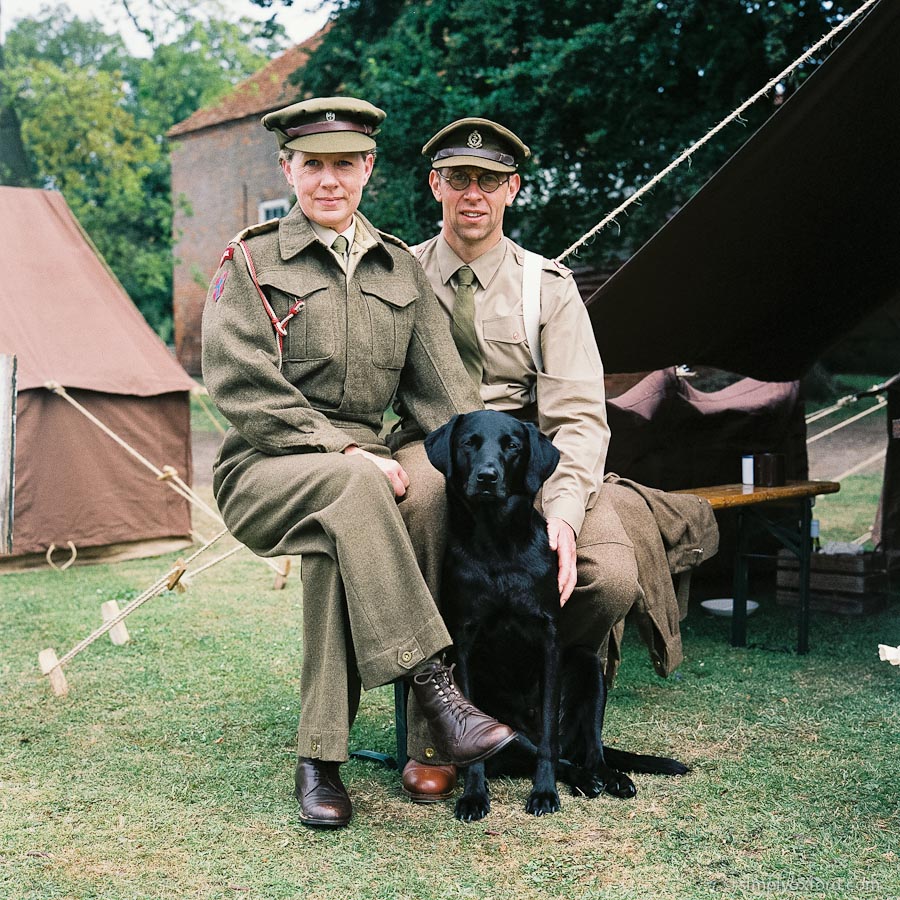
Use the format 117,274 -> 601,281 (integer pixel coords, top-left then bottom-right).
402,759 -> 458,802
295,758 -> 352,828
408,659 -> 516,766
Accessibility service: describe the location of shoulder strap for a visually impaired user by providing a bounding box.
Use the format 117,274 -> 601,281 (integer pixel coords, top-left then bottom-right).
378,229 -> 411,251
522,250 -> 544,373
231,218 -> 280,244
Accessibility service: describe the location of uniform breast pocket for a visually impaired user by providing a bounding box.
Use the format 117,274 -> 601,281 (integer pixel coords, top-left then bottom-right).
482,314 -> 531,380
360,281 -> 417,370
257,271 -> 334,361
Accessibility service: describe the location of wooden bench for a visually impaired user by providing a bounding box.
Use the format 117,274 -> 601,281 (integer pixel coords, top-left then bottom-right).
675,480 -> 841,653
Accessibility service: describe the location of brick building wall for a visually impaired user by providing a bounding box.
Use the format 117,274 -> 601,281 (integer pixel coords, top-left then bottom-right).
171,119 -> 292,374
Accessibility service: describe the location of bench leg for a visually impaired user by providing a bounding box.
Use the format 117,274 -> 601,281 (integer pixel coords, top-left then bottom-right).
394,680 -> 409,770
731,508 -> 749,647
797,500 -> 812,655
349,680 -> 408,770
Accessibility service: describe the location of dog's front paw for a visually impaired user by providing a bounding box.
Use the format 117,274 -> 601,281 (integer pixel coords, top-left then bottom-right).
569,769 -> 605,799
455,792 -> 491,822
599,767 -> 637,799
525,788 -> 561,816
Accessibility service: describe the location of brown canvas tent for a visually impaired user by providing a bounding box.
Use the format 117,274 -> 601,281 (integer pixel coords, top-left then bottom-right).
0,186 -> 195,570
588,0 -> 900,382
604,368 -> 808,490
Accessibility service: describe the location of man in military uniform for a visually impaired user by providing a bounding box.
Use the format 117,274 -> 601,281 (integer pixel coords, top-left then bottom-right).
394,118 -> 716,802
201,99 -> 515,829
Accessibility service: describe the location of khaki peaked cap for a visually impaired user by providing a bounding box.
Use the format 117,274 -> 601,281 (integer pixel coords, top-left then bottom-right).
262,96 -> 385,153
422,117 -> 531,173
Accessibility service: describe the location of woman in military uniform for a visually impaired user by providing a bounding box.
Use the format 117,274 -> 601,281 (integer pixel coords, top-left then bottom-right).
201,98 -> 515,829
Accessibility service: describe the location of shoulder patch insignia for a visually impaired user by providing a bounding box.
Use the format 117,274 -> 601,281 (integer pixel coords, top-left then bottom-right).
212,269 -> 229,302
219,245 -> 235,267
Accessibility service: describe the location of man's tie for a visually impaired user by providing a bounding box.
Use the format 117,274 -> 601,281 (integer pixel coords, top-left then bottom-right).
452,265 -> 482,385
331,235 -> 349,257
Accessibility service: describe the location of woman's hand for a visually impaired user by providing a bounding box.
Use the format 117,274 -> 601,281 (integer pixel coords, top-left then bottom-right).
343,446 -> 410,498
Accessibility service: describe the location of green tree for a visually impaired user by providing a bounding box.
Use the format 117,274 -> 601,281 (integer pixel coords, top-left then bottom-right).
3,55 -> 172,331
1,5 -> 287,339
300,0 -> 847,268
125,16 -> 290,134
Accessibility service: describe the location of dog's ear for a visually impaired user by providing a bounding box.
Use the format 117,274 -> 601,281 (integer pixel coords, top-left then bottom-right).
522,422 -> 560,495
424,414 -> 461,478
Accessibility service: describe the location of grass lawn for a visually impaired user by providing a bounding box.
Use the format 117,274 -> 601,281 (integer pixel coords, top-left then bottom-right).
2,526 -> 897,900
1,386 -> 896,899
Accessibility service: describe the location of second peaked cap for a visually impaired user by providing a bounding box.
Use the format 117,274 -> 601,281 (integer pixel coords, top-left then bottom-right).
262,96 -> 385,153
422,118 -> 530,173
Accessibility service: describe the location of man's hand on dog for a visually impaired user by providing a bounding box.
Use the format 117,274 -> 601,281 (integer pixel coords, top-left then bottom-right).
547,517 -> 576,605
343,446 -> 410,498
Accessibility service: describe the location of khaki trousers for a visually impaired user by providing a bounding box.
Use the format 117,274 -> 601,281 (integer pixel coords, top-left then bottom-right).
214,442 -> 451,763
394,440 -> 641,765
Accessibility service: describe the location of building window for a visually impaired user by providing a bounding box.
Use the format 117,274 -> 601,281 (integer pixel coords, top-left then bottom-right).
258,199 -> 290,222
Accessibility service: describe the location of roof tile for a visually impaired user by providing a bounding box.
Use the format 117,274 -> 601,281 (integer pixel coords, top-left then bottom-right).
167,30 -> 324,138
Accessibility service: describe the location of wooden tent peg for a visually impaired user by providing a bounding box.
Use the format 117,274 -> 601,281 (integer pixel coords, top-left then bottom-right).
166,558 -> 187,593
101,600 -> 130,645
273,557 -> 291,590
38,648 -> 69,697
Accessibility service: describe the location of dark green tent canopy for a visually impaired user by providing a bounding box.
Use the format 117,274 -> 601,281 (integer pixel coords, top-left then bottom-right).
588,0 -> 900,381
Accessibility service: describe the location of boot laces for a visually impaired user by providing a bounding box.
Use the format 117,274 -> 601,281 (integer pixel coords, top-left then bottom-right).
414,662 -> 478,722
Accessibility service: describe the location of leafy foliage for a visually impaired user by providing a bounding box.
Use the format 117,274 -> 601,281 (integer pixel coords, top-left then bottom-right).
301,0 -> 848,267
0,5 -> 287,340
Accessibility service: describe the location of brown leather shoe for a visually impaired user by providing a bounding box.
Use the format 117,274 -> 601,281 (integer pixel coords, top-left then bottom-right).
408,659 -> 516,766
402,759 -> 458,803
294,758 -> 352,828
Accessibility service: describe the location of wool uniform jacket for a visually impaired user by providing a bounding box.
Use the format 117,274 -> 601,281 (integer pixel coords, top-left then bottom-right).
603,474 -> 720,679
202,204 -> 482,477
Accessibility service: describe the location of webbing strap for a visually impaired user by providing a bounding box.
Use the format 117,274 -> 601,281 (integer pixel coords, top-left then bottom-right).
522,250 -> 543,374
235,240 -> 305,355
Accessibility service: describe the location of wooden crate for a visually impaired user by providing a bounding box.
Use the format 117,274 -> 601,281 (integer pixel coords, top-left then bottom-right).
776,549 -> 889,615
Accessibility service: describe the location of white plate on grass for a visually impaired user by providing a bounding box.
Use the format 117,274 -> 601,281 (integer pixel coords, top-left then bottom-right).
700,598 -> 759,617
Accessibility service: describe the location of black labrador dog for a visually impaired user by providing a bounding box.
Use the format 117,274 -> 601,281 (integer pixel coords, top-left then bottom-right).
424,409 -> 687,821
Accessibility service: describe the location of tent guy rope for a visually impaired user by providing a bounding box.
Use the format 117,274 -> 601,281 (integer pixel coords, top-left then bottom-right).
554,0 -> 881,264
42,381 -> 288,581
806,396 -> 887,445
38,529 -> 229,696
44,381 -> 220,522
193,386 -> 226,435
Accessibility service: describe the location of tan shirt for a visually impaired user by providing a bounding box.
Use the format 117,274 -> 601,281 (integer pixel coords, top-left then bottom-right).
414,234 -> 610,535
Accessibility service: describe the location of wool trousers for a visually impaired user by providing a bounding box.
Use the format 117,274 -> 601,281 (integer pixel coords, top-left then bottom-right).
213,443 -> 451,763
394,440 -> 641,765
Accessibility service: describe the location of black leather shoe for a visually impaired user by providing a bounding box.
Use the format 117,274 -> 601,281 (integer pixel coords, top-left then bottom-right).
408,660 -> 516,766
295,758 -> 352,828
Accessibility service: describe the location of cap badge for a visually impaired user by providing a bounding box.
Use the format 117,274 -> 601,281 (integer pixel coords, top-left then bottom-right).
467,130 -> 483,149
325,111 -> 336,121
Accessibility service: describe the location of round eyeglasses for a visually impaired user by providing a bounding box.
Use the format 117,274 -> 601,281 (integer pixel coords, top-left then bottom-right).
439,171 -> 509,193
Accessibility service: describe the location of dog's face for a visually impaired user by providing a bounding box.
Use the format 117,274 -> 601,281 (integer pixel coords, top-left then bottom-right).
425,410 -> 560,502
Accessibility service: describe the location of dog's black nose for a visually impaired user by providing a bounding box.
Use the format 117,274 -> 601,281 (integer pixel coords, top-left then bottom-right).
476,467 -> 499,485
